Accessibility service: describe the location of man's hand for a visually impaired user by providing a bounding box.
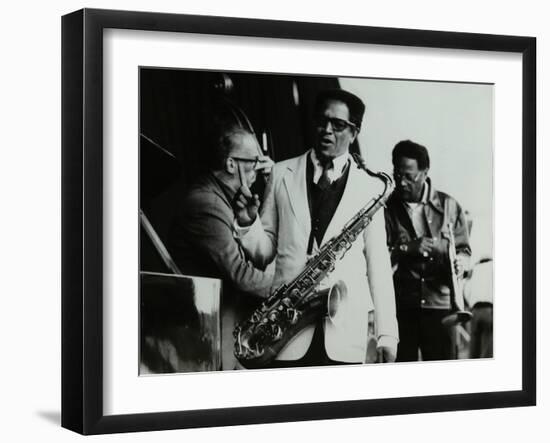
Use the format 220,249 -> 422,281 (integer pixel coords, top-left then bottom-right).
234,182 -> 260,227
401,237 -> 449,260
234,156 -> 273,226
403,237 -> 435,257
454,255 -> 468,277
430,236 -> 450,259
256,155 -> 274,176
377,346 -> 397,363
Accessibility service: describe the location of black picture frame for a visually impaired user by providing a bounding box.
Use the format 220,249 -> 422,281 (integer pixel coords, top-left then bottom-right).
61,8 -> 536,435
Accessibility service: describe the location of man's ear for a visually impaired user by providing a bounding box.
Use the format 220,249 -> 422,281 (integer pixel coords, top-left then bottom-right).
225,156 -> 237,174
350,128 -> 359,143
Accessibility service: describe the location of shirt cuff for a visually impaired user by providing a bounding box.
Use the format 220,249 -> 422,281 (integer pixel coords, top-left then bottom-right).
233,214 -> 260,237
376,335 -> 399,353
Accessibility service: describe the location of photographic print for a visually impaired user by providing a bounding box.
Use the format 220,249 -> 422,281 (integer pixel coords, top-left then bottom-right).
138,68 -> 494,374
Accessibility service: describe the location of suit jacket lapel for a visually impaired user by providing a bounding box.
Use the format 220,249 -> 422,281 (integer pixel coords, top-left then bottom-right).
283,152 -> 311,239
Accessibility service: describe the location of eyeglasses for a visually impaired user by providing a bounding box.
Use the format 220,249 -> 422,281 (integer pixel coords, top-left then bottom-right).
393,171 -> 423,184
315,116 -> 357,133
231,156 -> 260,169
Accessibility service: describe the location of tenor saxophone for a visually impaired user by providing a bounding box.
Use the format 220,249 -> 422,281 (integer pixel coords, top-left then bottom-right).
233,161 -> 394,369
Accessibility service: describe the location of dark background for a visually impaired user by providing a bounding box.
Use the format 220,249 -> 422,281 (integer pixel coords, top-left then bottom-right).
139,68 -> 350,272
139,68 -> 350,373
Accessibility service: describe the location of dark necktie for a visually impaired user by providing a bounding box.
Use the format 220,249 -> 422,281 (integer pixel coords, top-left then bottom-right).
317,158 -> 334,190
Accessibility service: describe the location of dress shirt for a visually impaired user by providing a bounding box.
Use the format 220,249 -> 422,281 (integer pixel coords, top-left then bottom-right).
310,149 -> 349,185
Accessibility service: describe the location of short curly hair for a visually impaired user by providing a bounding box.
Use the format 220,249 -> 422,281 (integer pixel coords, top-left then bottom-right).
392,140 -> 430,170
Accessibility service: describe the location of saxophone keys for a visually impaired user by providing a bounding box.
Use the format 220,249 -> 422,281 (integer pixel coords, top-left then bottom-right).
286,308 -> 299,324
271,325 -> 283,340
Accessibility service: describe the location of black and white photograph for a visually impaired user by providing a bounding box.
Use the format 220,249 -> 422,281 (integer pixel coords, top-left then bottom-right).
1,0 -> 547,440
139,68 -> 494,374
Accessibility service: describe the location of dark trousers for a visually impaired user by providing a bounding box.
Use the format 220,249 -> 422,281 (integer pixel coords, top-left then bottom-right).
469,302 -> 493,359
264,320 -> 358,368
396,308 -> 456,362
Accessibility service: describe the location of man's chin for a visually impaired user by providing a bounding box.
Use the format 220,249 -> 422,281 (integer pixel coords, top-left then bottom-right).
314,145 -> 335,158
397,191 -> 412,200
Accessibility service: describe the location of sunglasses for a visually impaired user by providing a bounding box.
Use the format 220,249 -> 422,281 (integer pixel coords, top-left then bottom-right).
315,116 -> 358,133
231,156 -> 260,169
393,171 -> 423,184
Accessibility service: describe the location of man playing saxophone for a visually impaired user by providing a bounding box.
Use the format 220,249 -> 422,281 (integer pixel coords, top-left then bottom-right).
234,89 -> 399,368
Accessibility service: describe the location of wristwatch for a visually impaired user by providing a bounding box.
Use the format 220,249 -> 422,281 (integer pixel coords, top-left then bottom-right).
399,243 -> 408,252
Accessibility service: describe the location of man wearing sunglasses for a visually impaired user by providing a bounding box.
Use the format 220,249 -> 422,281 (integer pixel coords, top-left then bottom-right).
168,126 -> 274,370
234,89 -> 398,367
384,140 -> 471,362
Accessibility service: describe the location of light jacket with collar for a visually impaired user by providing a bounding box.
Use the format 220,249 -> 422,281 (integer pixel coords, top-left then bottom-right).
384,178 -> 472,310
238,150 -> 398,363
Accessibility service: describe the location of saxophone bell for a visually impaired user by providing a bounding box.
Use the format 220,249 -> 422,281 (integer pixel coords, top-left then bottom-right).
326,280 -> 347,324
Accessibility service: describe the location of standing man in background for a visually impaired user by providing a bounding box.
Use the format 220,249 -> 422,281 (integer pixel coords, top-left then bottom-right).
385,140 -> 471,362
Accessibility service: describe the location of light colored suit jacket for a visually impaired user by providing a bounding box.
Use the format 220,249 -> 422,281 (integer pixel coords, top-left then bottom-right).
239,150 -> 398,362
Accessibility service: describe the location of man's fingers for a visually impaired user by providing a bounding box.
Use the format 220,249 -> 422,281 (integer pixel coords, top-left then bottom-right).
235,193 -> 249,206
419,245 -> 433,254
256,156 -> 274,172
239,183 -> 253,199
234,192 -> 260,223
419,238 -> 432,249
237,192 -> 259,207
422,238 -> 436,253
258,155 -> 273,162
